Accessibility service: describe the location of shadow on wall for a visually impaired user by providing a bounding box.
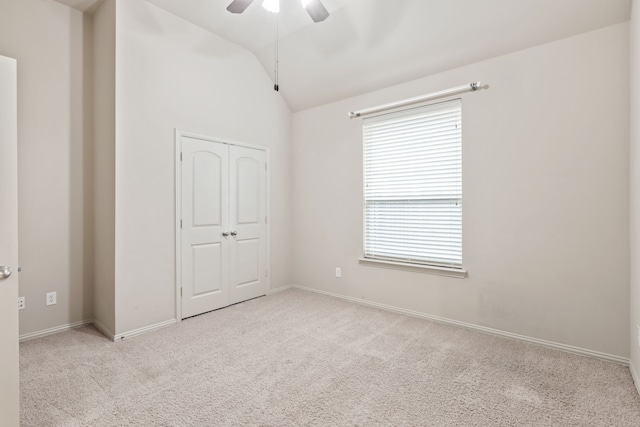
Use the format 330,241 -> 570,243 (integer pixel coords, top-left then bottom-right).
68,10 -> 94,324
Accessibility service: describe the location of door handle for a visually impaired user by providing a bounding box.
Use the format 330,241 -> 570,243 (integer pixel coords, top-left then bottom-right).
230,231 -> 237,237
0,266 -> 11,280
222,231 -> 230,237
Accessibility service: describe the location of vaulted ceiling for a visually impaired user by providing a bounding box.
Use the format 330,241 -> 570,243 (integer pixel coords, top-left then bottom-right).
55,0 -> 632,112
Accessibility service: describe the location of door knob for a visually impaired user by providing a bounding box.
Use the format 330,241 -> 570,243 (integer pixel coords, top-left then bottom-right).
230,231 -> 237,237
0,266 -> 11,280
222,231 -> 230,237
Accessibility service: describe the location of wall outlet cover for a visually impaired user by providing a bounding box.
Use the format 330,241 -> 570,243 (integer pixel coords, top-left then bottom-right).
46,292 -> 57,306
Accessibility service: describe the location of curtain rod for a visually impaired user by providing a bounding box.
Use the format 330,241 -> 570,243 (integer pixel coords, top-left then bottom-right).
348,82 -> 484,119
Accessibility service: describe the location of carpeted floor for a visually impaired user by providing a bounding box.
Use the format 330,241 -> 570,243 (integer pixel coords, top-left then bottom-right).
20,288 -> 640,426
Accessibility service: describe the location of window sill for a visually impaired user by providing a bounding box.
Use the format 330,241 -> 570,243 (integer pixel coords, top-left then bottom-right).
358,258 -> 468,279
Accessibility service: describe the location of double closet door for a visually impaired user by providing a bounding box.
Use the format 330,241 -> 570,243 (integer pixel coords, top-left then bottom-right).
180,135 -> 267,319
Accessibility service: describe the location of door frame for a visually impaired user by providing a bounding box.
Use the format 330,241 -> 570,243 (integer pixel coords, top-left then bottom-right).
174,129 -> 271,322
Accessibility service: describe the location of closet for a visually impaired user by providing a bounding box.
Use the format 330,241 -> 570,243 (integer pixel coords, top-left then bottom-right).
178,133 -> 267,319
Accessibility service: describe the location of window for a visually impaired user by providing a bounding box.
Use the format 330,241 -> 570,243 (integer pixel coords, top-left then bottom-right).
363,99 -> 462,269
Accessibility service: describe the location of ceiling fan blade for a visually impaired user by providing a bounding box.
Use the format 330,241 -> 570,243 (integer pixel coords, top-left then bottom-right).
227,0 -> 255,14
304,0 -> 329,23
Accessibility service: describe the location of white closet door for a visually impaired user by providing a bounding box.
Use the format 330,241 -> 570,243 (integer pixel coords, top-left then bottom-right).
228,145 -> 267,305
181,137 -> 230,318
179,136 -> 268,319
0,55 -> 19,426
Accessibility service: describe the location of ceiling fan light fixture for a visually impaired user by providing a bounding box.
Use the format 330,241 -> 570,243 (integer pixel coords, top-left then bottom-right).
262,0 -> 280,13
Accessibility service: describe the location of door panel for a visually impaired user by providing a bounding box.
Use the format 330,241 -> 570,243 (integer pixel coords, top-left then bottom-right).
0,55 -> 19,426
235,239 -> 260,286
229,146 -> 266,305
192,243 -> 223,296
192,153 -> 222,227
236,157 -> 260,224
181,137 -> 229,318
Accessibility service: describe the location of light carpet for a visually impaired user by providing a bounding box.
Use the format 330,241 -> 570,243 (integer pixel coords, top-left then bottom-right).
20,288 -> 640,426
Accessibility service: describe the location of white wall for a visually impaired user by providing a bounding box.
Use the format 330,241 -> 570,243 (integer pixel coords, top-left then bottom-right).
93,0 -> 116,336
112,0 -> 292,335
0,0 -> 93,336
292,23 -> 630,358
630,0 -> 640,385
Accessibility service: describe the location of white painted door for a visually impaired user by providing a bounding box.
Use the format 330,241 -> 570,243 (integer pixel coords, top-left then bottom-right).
0,55 -> 20,426
180,136 -> 267,319
228,145 -> 267,305
181,138 -> 230,318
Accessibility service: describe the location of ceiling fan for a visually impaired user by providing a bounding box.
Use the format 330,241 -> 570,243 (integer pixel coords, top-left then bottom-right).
226,0 -> 330,23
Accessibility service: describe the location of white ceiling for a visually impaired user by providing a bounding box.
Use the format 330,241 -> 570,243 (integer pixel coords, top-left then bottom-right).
56,0 -> 632,112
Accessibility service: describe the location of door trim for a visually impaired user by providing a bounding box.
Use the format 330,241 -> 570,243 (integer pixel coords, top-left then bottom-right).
174,129 -> 271,322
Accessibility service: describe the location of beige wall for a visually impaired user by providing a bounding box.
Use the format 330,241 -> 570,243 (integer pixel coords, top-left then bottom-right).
2,0 -> 632,367
630,0 -> 640,383
292,23 -> 630,358
93,0 -> 116,336
112,0 -> 292,335
0,0 -> 93,336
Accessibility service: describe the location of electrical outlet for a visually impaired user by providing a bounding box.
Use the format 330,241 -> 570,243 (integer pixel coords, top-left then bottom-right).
335,267 -> 342,278
18,297 -> 25,310
46,292 -> 57,306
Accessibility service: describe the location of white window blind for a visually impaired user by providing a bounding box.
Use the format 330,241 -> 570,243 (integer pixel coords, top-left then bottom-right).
363,99 -> 462,268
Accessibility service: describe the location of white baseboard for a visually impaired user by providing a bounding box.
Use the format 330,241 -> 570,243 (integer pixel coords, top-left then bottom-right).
18,286 -> 632,369
267,284 -> 293,295
113,319 -> 177,342
21,318 -> 177,343
19,319 -> 94,342
292,285 -> 630,366
92,319 -> 115,341
631,361 -> 640,397
20,285 -> 294,343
